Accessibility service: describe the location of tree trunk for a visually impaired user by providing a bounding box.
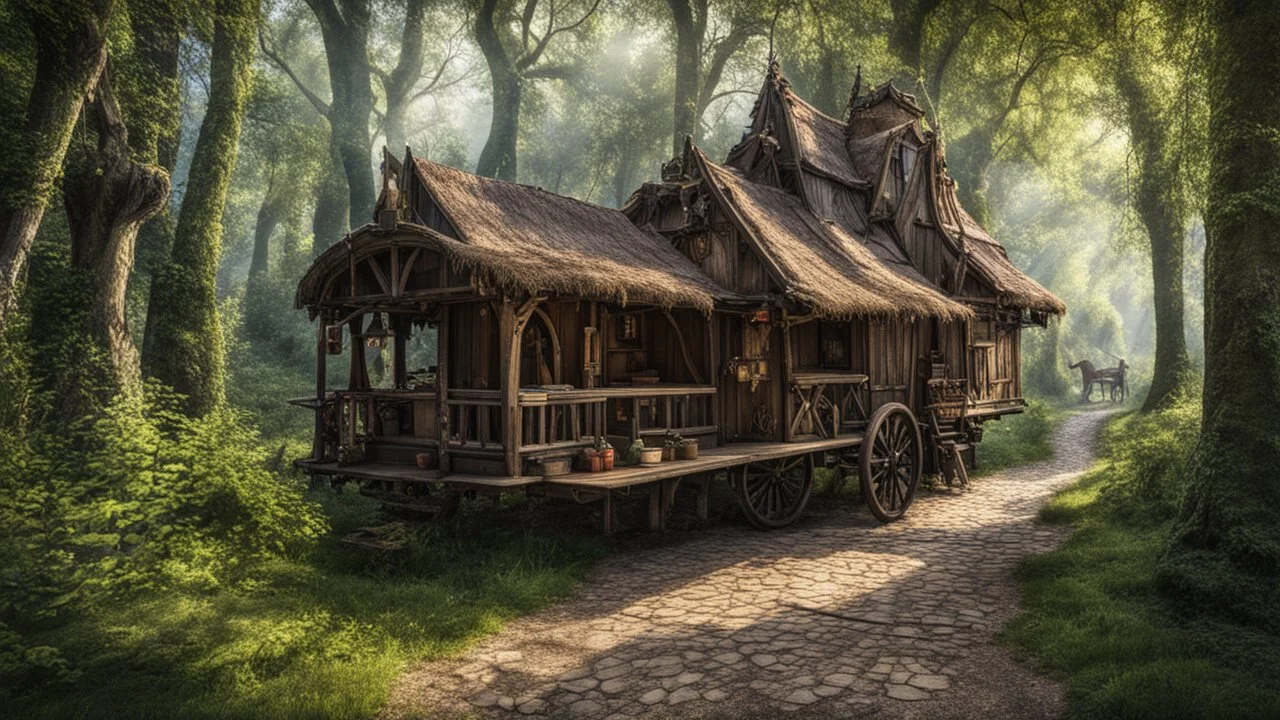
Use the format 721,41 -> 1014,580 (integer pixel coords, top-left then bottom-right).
474,0 -> 521,181
311,141 -> 349,255
1159,0 -> 1280,628
945,126 -> 994,227
307,0 -> 376,230
1114,64 -> 1192,411
0,0 -> 116,326
63,70 -> 170,402
142,0 -> 257,416
666,0 -> 702,159
381,0 -> 427,153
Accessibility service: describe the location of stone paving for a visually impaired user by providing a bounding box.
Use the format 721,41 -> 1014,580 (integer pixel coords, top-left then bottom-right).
384,408 -> 1112,720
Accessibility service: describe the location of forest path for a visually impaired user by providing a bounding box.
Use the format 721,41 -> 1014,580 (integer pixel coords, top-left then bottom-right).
383,407 -> 1114,720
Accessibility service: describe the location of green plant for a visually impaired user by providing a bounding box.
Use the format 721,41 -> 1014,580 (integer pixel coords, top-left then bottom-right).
663,430 -> 684,448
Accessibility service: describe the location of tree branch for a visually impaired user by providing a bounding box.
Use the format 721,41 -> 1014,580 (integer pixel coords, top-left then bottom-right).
259,28 -> 331,118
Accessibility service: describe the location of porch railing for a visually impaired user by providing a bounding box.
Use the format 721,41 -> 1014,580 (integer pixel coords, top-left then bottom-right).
788,373 -> 869,440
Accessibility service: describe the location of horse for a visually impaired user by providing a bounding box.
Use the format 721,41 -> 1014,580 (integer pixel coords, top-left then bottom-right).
1069,359 -> 1128,403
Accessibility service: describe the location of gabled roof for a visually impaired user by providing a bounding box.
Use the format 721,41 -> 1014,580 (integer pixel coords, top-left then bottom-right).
693,148 -> 971,321
787,93 -> 866,188
399,156 -> 732,312
931,162 -> 1066,314
849,80 -> 925,117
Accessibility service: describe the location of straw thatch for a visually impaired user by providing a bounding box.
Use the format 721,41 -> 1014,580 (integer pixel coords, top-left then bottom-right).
935,175 -> 1066,314
787,92 -> 865,187
409,156 -> 731,313
845,121 -> 916,186
694,149 -> 971,321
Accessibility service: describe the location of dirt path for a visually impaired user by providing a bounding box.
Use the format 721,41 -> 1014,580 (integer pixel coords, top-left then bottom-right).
384,408 -> 1112,720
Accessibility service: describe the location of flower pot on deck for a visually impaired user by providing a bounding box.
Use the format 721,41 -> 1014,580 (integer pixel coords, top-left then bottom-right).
661,447 -> 676,462
581,449 -> 603,473
600,447 -> 615,471
638,447 -> 663,467
676,440 -> 699,460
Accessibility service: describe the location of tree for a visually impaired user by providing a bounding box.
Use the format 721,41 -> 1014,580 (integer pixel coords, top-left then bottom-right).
1160,0 -> 1280,628
371,0 -> 469,152
664,0 -> 760,159
143,0 -> 259,415
0,0 -> 116,327
1104,1 -> 1197,411
473,0 -> 602,181
61,69 -> 170,397
261,0 -> 464,252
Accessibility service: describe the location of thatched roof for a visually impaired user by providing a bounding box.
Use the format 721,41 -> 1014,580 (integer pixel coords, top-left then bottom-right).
694,149 -> 971,321
935,175 -> 1066,314
845,121 -> 917,187
409,156 -> 731,312
786,92 -> 865,187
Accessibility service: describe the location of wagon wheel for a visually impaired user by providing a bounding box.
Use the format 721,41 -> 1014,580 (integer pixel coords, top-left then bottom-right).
860,402 -> 922,522
736,454 -> 813,529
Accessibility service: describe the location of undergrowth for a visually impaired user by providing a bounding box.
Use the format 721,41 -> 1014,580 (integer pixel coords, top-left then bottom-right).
973,397 -> 1063,476
1003,386 -> 1280,719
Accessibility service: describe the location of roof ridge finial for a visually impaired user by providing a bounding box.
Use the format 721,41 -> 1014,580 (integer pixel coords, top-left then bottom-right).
845,65 -> 863,133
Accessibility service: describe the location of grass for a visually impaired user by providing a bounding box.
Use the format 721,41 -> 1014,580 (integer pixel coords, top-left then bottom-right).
1002,396 -> 1280,720
972,397 -> 1064,476
8,492 -> 608,720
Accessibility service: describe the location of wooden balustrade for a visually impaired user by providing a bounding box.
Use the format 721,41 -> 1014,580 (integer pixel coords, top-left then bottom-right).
446,389 -> 502,450
788,373 -> 869,440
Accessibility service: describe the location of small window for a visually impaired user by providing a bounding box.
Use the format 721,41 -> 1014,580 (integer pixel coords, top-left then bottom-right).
617,314 -> 638,342
819,322 -> 849,369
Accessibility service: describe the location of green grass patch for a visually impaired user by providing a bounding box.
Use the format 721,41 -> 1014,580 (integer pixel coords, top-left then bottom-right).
1003,392 -> 1280,720
973,397 -> 1064,476
8,492 -> 608,720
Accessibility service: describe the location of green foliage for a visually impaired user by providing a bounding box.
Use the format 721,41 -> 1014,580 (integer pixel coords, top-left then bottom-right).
5,494 -> 606,719
972,399 -> 1062,476
1003,386 -> 1280,719
0,384 -> 326,619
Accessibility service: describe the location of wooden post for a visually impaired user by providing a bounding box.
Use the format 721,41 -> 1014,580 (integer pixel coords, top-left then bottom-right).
499,298 -> 521,477
313,317 -> 327,461
696,475 -> 709,520
392,315 -> 407,388
782,313 -> 795,442
437,305 -> 451,474
648,482 -> 662,531
602,491 -> 614,535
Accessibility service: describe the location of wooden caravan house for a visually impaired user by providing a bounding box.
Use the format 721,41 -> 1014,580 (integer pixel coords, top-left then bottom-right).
294,61 -> 1063,532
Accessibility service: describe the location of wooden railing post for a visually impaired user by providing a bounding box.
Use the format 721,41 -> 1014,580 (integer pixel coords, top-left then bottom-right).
499,298 -> 521,477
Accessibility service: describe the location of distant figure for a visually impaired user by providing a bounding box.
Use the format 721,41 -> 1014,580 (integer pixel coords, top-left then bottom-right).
1069,359 -> 1127,403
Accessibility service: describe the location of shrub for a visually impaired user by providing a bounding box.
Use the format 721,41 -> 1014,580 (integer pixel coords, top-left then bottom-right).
0,384 -> 327,622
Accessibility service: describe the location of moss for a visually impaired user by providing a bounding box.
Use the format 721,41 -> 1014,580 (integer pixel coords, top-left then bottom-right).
141,0 -> 256,415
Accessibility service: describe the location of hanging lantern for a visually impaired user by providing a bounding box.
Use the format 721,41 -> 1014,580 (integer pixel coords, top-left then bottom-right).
325,325 -> 343,354
363,312 -> 394,349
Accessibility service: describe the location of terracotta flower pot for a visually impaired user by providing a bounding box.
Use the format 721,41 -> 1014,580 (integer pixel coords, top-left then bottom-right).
600,447 -> 615,471
661,447 -> 676,462
638,447 -> 663,466
676,440 -> 699,460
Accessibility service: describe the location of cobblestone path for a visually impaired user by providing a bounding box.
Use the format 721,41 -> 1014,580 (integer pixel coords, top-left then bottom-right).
384,408 -> 1112,720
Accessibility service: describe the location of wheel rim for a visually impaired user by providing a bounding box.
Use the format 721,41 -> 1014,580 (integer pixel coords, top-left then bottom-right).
860,403 -> 921,521
737,454 -> 813,528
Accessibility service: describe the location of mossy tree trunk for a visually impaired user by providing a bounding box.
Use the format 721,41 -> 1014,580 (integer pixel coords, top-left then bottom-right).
311,144 -> 348,256
667,0 -> 703,160
1114,62 -> 1192,412
125,0 -> 184,318
142,0 -> 258,416
0,0 -> 115,326
1160,0 -> 1280,629
62,69 -> 169,403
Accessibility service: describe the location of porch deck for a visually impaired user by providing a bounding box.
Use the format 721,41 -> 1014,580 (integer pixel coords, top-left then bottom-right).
300,435 -> 863,492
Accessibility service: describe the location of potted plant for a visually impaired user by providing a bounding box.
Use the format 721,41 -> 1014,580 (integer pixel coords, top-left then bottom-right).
676,436 -> 699,460
638,445 -> 663,467
594,436 -> 615,471
662,430 -> 684,461
623,439 -> 646,466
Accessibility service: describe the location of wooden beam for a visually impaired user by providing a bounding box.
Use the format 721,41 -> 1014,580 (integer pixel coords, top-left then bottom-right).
437,305 -> 451,474
313,317 -> 327,461
499,298 -> 522,477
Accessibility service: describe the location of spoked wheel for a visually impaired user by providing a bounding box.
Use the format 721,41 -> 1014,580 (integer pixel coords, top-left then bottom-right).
736,454 -> 814,529
860,402 -> 923,522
